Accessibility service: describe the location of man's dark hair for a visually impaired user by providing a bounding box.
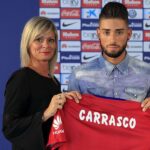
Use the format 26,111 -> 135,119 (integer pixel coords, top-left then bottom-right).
99,2 -> 129,25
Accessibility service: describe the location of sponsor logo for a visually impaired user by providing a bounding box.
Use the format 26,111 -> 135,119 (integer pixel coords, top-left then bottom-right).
144,20 -> 150,30
144,42 -> 150,52
123,0 -> 142,8
144,9 -> 150,19
126,42 -> 143,52
61,8 -> 80,18
129,20 -> 143,30
61,30 -> 81,40
82,41 -> 100,52
83,55 -> 96,60
62,22 -> 77,27
61,19 -> 81,29
144,31 -> 150,41
52,115 -> 64,135
81,52 -> 100,62
128,9 -> 137,18
87,10 -> 96,17
82,30 -> 98,41
61,63 -> 80,73
102,0 -> 122,7
53,115 -> 62,130
60,52 -> 81,63
82,20 -> 99,29
143,52 -> 150,63
130,30 -> 143,41
61,41 -> 81,51
61,0 -> 81,7
40,0 -> 60,7
145,23 -> 150,28
82,0 -> 101,8
144,0 -> 150,8
39,8 -> 60,18
82,8 -> 101,19
128,9 -> 143,19
79,109 -> 136,129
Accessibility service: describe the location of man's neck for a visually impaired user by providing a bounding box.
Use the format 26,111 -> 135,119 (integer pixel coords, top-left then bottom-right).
103,51 -> 127,65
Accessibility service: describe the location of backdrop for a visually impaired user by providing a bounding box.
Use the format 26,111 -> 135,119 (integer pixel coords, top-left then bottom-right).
1,0 -> 150,150
39,0 -> 150,91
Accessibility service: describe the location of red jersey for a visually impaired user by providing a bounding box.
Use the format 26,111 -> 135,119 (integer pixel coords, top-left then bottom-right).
47,94 -> 150,150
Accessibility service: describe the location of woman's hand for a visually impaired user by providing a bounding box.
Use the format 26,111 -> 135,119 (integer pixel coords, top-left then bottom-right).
42,93 -> 66,121
42,91 -> 81,121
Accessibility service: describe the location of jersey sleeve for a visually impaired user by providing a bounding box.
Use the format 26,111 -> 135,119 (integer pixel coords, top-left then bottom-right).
47,110 -> 67,150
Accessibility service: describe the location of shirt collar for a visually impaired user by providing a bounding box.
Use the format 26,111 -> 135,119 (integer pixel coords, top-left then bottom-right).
99,54 -> 130,76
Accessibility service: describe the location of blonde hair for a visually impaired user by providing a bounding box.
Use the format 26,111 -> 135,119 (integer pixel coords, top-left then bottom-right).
20,16 -> 58,76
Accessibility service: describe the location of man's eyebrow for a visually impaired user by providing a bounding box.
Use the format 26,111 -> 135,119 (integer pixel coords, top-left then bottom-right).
116,28 -> 127,31
100,28 -> 127,30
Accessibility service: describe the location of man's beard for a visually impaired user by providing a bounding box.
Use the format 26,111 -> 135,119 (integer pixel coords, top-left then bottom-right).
101,42 -> 127,58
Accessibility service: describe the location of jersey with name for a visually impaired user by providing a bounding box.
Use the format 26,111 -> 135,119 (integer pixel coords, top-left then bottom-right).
47,94 -> 150,150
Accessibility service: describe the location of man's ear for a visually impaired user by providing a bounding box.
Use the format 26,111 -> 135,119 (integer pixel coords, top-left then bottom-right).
127,28 -> 132,41
97,28 -> 100,40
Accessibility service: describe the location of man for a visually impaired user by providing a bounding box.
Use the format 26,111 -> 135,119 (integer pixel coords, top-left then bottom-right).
68,2 -> 150,112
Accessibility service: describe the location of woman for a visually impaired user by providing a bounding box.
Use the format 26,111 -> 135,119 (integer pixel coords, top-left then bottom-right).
2,16 -> 81,150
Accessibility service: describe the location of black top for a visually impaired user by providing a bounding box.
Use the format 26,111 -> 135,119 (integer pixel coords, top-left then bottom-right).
2,67 -> 60,150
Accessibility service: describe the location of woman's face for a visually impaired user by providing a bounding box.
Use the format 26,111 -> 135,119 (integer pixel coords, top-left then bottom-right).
29,30 -> 56,63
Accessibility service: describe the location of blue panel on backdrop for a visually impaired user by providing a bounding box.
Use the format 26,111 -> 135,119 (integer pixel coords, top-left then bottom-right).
0,1 -> 39,150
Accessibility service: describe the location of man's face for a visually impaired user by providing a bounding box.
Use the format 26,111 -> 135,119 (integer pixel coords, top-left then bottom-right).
97,18 -> 132,58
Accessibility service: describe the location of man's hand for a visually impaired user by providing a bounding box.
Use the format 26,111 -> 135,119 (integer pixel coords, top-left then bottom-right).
141,97 -> 150,112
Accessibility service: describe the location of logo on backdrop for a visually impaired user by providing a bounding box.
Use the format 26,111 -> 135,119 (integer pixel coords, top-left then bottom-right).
82,41 -> 100,52
143,52 -> 150,63
82,20 -> 99,30
61,0 -> 81,7
61,30 -> 81,40
61,8 -> 80,18
129,20 -> 143,30
82,0 -> 101,7
123,0 -> 143,8
144,0 -> 150,8
40,8 -> 60,18
144,31 -> 150,41
61,19 -> 81,29
61,41 -> 81,51
40,0 -> 60,7
144,20 -> 150,30
82,30 -> 98,41
61,63 -> 80,73
82,8 -> 100,19
128,9 -> 143,19
61,52 -> 81,63
144,9 -> 150,19
130,30 -> 143,41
